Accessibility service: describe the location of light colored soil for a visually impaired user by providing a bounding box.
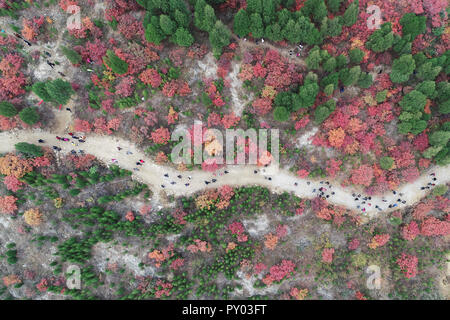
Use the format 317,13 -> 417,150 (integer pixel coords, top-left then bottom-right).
228,61 -> 250,117
233,35 -> 307,67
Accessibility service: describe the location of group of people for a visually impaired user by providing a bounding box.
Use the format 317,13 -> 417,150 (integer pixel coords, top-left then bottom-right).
42,133 -> 442,211
161,173 -> 192,188
289,44 -> 303,57
157,166 -> 441,214
48,133 -> 86,155
111,146 -> 145,172
420,173 -> 438,190
12,32 -> 65,77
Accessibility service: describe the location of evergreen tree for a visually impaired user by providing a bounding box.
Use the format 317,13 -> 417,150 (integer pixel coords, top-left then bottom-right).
202,5 -> 217,32
32,82 -> 52,101
247,0 -> 262,14
314,99 -> 336,124
340,66 -> 360,86
326,0 -> 342,13
399,90 -> 426,112
273,106 -> 290,122
298,82 -> 319,108
174,9 -> 190,28
400,13 -> 426,39
45,79 -> 75,105
194,0 -> 207,31
343,0 -> 359,27
0,101 -> 18,117
365,22 -> 394,52
277,8 -> 291,28
312,0 -> 328,24
103,50 -> 129,75
172,27 -> 194,47
15,142 -> 44,157
19,107 -> 39,125
379,156 -> 394,170
323,57 -> 336,72
306,48 -> 322,70
283,19 -> 301,43
234,9 -> 250,37
390,54 -> 416,83
61,46 -> 81,65
321,16 -> 343,38
250,13 -> 264,39
209,20 -> 231,58
160,14 -> 176,35
145,16 -> 166,44
416,61 -> 442,81
265,23 -> 283,42
336,54 -> 348,68
416,81 -> 436,99
357,72 -> 373,88
392,34 -> 412,54
322,83 -> 333,96
349,48 -> 365,64
262,0 -> 276,25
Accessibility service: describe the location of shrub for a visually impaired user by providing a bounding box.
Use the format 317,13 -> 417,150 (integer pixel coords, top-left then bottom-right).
432,185 -> 448,197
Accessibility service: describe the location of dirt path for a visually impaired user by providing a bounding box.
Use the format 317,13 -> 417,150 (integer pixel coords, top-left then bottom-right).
1,126 -> 449,217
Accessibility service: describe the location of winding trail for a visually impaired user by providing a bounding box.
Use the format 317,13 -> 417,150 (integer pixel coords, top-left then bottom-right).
0,120 -> 449,218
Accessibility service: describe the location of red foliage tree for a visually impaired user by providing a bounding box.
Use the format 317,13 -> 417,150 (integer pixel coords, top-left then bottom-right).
222,112 -> 240,129
294,116 -> 310,130
396,253 -> 418,278
3,175 -> 23,192
402,166 -> 420,183
228,221 -> 248,242
348,238 -> 360,250
263,260 -> 296,285
350,165 -> 374,187
402,221 -> 420,241
0,195 -> 18,214
151,127 -> 170,145
139,68 -> 161,88
413,133 -> 429,152
117,13 -> 144,40
115,76 -> 135,97
252,98 -> 272,116
73,119 -> 92,133
322,248 -> 335,263
420,217 -> 450,237
69,154 -> 96,169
